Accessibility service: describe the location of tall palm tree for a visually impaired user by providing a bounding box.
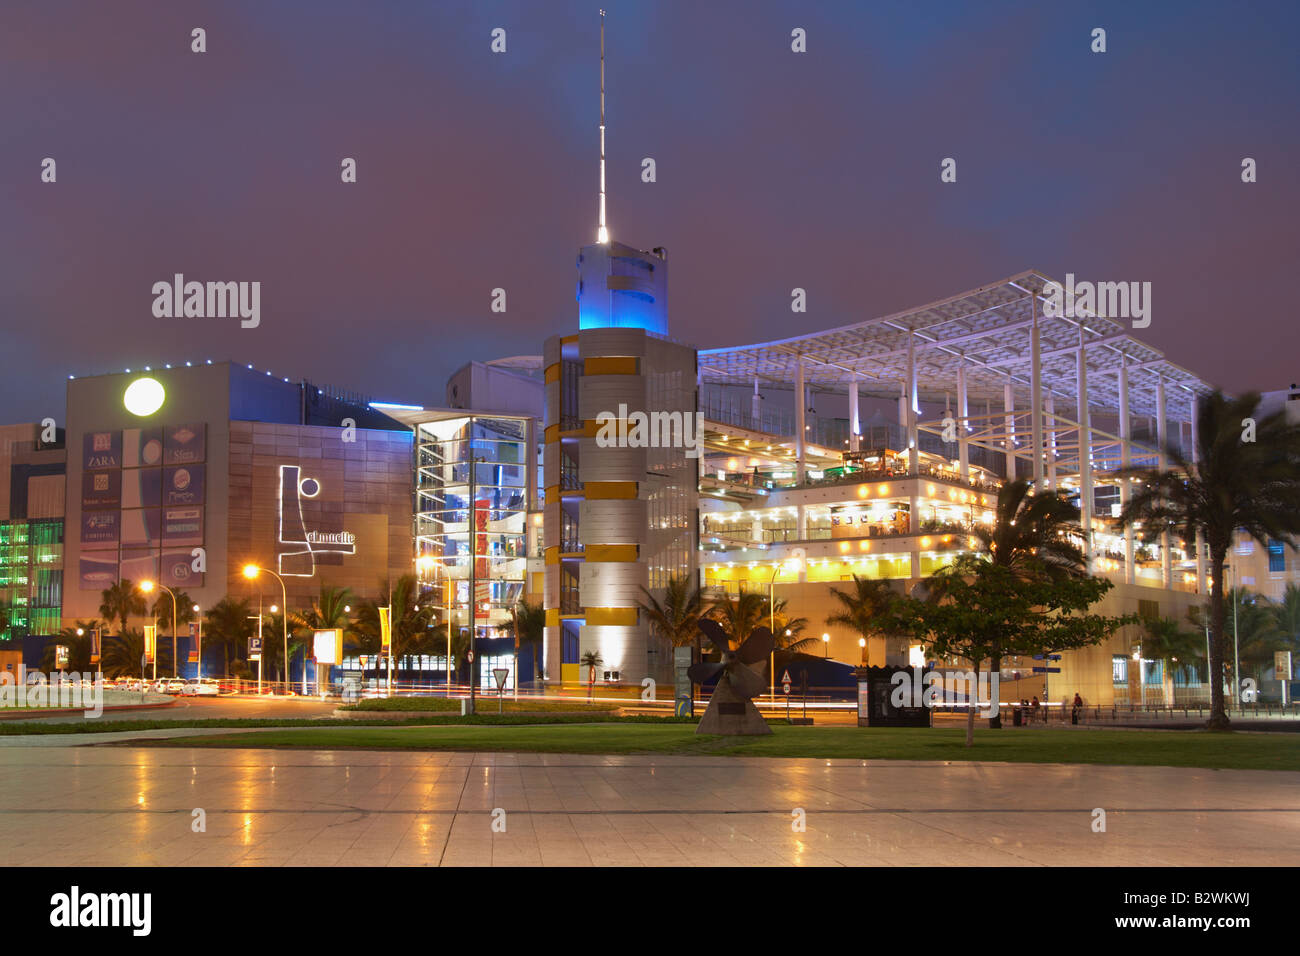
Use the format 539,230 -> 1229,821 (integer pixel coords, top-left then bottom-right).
149,589 -> 196,677
707,588 -> 769,651
354,575 -> 435,677
99,580 -> 146,635
825,576 -> 903,666
638,577 -> 704,649
639,576 -> 704,697
204,597 -> 254,678
1120,390 -> 1300,729
973,479 -> 1085,580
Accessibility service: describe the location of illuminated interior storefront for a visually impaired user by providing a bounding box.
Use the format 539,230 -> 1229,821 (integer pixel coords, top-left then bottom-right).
414,412 -> 532,688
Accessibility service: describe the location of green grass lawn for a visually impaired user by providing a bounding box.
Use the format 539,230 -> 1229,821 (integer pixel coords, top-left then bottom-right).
0,714 -> 691,736
339,696 -> 622,714
141,722 -> 1300,771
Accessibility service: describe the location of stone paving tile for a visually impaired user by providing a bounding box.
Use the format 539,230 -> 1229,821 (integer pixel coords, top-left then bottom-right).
0,747 -> 1297,866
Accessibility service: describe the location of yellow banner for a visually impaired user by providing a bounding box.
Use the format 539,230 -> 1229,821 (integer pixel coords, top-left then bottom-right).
143,625 -> 156,664
379,607 -> 391,653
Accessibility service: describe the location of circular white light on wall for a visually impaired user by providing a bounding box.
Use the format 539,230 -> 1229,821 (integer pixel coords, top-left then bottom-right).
123,377 -> 165,416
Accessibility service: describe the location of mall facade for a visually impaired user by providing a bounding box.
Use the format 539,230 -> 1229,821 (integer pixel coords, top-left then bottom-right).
4,249 -> 1293,705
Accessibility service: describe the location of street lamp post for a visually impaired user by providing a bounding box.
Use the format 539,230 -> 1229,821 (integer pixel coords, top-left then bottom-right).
140,580 -> 178,678
192,604 -> 202,681
768,564 -> 780,700
822,633 -> 830,658
244,564 -> 288,695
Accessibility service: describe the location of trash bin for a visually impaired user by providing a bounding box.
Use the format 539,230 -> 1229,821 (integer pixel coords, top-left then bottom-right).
1012,707 -> 1022,727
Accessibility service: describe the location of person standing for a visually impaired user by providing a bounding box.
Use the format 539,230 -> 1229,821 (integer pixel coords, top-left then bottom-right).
1030,695 -> 1041,723
1071,692 -> 1083,725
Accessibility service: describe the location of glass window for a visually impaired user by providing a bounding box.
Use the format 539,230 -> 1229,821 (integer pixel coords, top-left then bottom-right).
1268,539 -> 1286,573
1111,655 -> 1128,685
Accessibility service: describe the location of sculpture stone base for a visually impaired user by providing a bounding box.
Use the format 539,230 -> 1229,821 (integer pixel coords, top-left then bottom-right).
696,679 -> 772,735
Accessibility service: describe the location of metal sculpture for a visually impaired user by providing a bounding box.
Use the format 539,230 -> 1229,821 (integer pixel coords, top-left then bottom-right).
688,617 -> 774,735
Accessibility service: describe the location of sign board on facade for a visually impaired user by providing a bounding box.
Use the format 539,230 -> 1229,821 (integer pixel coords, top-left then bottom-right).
313,629 -> 343,665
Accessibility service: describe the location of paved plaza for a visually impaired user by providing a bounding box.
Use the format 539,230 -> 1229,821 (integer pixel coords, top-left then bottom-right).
0,743 -> 1296,866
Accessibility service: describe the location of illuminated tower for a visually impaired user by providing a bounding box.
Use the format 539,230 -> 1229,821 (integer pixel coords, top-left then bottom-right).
540,12 -> 696,691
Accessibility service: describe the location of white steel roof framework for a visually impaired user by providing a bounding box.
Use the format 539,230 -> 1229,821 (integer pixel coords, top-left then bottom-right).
698,270 -> 1212,421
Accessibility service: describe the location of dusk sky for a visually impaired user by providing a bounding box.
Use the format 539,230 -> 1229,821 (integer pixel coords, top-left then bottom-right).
2,0 -> 1297,423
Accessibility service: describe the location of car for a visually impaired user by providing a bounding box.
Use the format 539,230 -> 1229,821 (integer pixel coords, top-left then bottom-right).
180,679 -> 220,697
155,679 -> 187,695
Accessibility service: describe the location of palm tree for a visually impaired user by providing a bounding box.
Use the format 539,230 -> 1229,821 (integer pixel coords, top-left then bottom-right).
99,580 -> 146,635
1120,390 -> 1300,729
290,584 -> 355,688
638,576 -> 704,648
1141,615 -> 1206,705
1226,588 -> 1285,681
579,650 -> 603,698
1274,584 -> 1300,654
707,588 -> 768,651
100,627 -> 174,678
204,597 -> 254,678
825,576 -> 904,667
41,623 -> 97,673
966,479 -> 1086,727
149,588 -> 196,670
354,575 -> 436,680
639,576 -> 704,698
973,479 -> 1086,580
506,600 -> 546,686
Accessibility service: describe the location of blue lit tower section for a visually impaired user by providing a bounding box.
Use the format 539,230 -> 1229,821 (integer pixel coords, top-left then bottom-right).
542,240 -> 696,694
576,241 -> 668,334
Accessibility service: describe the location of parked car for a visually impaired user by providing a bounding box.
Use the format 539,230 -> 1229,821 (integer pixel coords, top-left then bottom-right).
156,679 -> 187,695
181,679 -> 220,697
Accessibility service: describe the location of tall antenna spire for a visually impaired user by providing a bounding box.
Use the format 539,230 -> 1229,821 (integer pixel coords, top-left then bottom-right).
597,9 -> 608,244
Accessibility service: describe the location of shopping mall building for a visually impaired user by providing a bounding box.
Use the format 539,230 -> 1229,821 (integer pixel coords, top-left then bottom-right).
3,242 -> 1296,703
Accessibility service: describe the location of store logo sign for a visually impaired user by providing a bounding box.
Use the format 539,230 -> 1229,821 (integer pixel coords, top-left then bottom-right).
277,464 -> 356,576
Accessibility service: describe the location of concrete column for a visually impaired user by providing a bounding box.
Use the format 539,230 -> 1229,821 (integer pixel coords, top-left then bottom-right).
849,375 -> 860,453
906,331 -> 919,476
1119,357 -> 1135,585
1030,292 -> 1044,489
1077,332 -> 1093,572
956,360 -> 970,480
751,376 -> 761,429
795,357 -> 806,540
794,358 -> 806,482
1192,393 -> 1206,592
1157,376 -> 1172,588
1045,393 -> 1058,490
1004,380 -> 1016,480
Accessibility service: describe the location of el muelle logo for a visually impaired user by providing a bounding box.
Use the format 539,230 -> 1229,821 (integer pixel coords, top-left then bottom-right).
49,886 -> 151,936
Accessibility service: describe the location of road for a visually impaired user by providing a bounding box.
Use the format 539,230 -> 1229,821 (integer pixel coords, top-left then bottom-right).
0,742 -> 1295,866
0,694 -> 339,724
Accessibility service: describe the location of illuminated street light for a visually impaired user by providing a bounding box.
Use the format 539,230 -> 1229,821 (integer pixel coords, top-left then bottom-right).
141,579 -> 179,678
244,564 -> 290,694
